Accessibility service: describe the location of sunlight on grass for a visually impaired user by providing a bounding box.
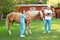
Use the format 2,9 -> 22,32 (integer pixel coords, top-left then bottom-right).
57,30 -> 60,32
0,28 -> 1,30
31,26 -> 36,28
11,27 -> 16,29
31,26 -> 43,32
0,26 -> 5,30
52,36 -> 58,38
52,24 -> 60,29
13,24 -> 19,26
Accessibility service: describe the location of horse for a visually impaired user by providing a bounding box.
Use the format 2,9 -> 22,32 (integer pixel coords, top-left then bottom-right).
6,10 -> 43,35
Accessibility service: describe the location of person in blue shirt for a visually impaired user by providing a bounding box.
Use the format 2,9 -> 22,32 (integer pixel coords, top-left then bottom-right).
20,10 -> 26,37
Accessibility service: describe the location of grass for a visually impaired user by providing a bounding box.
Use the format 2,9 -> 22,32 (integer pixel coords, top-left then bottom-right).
0,19 -> 60,40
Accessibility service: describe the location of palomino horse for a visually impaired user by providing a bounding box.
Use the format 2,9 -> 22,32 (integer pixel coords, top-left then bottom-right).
6,11 -> 43,35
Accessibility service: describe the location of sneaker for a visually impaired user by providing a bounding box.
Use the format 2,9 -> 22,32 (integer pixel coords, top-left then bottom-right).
20,35 -> 25,37
48,31 -> 50,33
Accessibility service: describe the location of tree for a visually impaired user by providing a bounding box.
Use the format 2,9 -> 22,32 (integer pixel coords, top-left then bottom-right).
43,0 -> 47,4
47,0 -> 60,7
0,0 -> 18,21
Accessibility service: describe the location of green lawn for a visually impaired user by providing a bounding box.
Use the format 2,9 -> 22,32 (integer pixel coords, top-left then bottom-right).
0,19 -> 60,40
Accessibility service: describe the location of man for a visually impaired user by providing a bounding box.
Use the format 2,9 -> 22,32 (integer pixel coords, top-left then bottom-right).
43,5 -> 52,33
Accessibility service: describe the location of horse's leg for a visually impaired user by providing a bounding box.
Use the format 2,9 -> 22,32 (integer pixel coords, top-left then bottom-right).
28,22 -> 32,35
26,22 -> 28,35
26,21 -> 32,35
8,23 -> 12,35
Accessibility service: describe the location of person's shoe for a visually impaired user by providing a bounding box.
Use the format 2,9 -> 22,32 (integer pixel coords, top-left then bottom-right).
48,31 -> 50,33
20,35 -> 25,37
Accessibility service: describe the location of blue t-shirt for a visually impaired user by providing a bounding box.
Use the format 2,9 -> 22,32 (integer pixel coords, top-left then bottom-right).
20,14 -> 26,23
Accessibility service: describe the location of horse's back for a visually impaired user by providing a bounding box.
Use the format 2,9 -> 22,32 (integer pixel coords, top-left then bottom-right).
7,12 -> 21,23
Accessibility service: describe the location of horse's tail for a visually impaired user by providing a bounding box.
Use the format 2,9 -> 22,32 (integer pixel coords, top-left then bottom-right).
6,14 -> 9,29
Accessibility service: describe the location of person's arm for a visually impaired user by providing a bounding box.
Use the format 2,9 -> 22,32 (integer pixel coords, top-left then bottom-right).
50,10 -> 53,18
50,13 -> 53,19
23,14 -> 26,19
44,9 -> 47,16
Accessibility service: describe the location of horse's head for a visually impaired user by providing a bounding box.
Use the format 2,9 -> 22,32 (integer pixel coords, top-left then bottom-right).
24,13 -> 32,24
25,13 -> 31,20
25,10 -> 44,20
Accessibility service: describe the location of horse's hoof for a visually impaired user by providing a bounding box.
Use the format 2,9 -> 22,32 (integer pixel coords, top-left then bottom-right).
30,33 -> 32,35
26,33 -> 28,36
8,31 -> 12,35
29,31 -> 32,35
26,31 -> 28,36
9,33 -> 12,35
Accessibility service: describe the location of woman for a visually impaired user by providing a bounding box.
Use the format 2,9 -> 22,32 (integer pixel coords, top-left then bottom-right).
20,10 -> 26,37
43,5 -> 52,33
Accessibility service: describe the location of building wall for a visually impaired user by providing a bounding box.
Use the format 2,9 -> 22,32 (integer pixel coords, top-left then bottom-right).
15,6 -> 60,19
55,7 -> 60,18
17,6 -> 43,12
15,6 -> 49,20
16,6 -> 43,20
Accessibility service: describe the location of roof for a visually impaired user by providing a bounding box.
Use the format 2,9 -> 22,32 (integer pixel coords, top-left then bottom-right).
15,4 -> 47,7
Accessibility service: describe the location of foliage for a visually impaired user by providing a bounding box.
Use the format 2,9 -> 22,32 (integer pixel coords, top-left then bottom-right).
0,0 -> 13,14
47,0 -> 60,7
0,0 -> 40,14
0,0 -> 21,16
43,0 -> 47,4
0,0 -> 60,15
20,0 -> 39,4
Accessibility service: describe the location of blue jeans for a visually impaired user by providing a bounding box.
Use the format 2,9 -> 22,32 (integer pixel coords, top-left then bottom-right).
44,20 -> 51,32
20,22 -> 25,35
